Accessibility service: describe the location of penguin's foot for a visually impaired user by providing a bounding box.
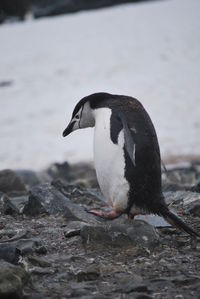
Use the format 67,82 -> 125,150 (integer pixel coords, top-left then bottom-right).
127,213 -> 135,219
86,208 -> 122,220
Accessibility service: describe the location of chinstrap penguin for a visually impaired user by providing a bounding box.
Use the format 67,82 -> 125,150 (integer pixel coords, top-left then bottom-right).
63,92 -> 199,238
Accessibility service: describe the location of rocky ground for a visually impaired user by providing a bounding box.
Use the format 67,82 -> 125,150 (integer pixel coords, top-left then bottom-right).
0,161 -> 200,299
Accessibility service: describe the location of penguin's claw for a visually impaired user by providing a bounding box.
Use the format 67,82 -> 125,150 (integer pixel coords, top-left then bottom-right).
86,208 -> 122,220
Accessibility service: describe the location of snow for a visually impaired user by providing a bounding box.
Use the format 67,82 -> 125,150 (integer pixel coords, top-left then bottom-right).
0,0 -> 200,170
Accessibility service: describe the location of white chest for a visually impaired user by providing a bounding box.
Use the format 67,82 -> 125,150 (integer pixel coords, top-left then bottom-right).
93,108 -> 129,212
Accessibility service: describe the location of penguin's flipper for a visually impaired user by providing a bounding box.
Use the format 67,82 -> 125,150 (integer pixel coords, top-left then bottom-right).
118,112 -> 136,166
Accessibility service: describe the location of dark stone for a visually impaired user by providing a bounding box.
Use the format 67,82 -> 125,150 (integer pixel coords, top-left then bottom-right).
190,182 -> 200,193
0,169 -> 27,196
186,204 -> 200,217
135,295 -> 153,299
0,260 -> 29,298
124,283 -> 150,294
80,220 -> 159,249
23,183 -> 71,216
0,244 -> 20,264
64,221 -> 86,238
13,238 -> 45,256
0,193 -> 20,215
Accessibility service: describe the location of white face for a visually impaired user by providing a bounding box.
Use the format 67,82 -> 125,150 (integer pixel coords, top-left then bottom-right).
63,101 -> 95,137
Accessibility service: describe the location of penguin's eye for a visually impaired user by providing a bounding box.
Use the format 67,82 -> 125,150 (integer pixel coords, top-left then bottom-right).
75,115 -> 79,120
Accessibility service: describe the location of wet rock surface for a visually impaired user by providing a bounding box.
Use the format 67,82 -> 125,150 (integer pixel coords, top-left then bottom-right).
0,161 -> 199,298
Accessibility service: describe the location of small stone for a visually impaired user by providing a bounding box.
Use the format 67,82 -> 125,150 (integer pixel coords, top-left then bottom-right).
64,221 -> 86,238
64,228 -> 81,238
35,245 -> 47,255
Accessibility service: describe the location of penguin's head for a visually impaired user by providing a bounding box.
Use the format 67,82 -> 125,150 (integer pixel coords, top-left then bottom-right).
62,97 -> 95,137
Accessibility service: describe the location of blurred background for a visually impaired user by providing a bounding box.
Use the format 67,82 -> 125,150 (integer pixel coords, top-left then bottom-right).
0,0 -> 200,170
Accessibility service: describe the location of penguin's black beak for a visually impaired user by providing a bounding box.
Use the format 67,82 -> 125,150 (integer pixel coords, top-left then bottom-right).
62,121 -> 75,137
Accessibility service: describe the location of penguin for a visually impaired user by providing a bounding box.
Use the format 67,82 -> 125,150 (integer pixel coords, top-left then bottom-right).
63,92 -> 199,238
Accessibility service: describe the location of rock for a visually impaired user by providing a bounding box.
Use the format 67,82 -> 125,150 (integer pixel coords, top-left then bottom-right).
185,203 -> 200,217
0,194 -> 28,215
0,193 -> 20,215
162,182 -> 185,192
190,182 -> 200,193
9,195 -> 29,214
23,183 -> 101,225
28,256 -> 51,267
16,170 -> 41,189
52,179 -> 103,206
23,183 -> 70,216
75,266 -> 100,282
162,166 -> 197,188
135,215 -> 170,228
48,162 -> 98,187
80,220 -> 159,249
64,221 -> 86,238
0,169 -> 27,196
124,282 -> 150,294
0,260 -> 29,298
47,162 -> 71,182
164,191 -> 189,205
67,162 -> 98,188
29,267 -> 55,275
14,238 -> 45,256
0,243 -> 20,264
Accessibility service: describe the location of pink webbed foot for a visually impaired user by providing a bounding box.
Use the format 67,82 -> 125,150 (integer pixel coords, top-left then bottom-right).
86,208 -> 122,220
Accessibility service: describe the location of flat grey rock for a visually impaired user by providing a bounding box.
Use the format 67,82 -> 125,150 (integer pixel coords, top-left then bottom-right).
80,220 -> 159,249
135,215 -> 171,227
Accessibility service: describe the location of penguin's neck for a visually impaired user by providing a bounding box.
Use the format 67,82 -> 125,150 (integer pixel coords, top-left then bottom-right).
93,107 -> 112,137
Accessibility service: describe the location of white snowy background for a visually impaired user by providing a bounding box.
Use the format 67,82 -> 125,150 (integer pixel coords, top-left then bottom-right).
0,0 -> 200,170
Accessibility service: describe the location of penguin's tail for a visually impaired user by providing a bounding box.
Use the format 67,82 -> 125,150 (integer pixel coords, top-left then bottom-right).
158,206 -> 199,238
